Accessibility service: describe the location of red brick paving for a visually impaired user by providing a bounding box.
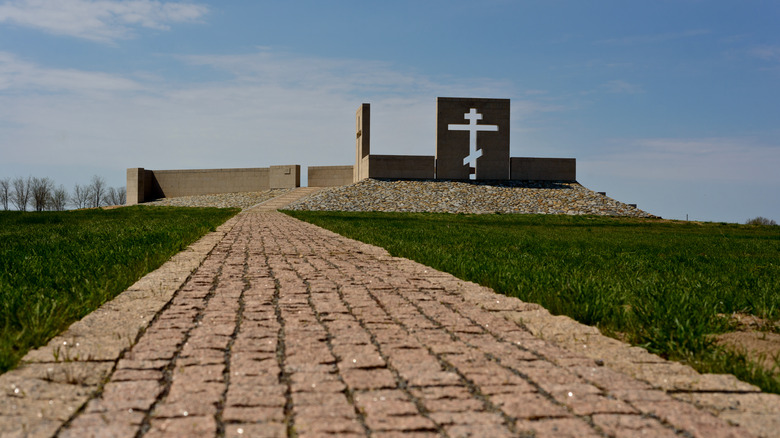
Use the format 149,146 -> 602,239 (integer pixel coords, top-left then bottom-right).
2,193 -> 775,437
56,210 -> 750,437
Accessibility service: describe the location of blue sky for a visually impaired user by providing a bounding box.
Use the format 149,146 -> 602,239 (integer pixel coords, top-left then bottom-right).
1,0 -> 778,223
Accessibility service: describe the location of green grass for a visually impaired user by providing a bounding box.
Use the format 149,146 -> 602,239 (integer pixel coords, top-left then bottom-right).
284,211 -> 780,392
0,206 -> 239,372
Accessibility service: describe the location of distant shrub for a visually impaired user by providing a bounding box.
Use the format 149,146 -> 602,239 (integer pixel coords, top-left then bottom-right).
745,216 -> 777,226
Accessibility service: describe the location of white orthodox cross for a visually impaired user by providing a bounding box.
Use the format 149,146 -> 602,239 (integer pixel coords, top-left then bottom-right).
448,108 -> 498,179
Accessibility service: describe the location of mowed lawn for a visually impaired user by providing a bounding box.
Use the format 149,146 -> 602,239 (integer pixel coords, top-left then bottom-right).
285,211 -> 780,393
0,206 -> 239,372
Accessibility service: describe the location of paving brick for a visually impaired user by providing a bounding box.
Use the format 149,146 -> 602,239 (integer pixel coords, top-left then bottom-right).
445,423 -> 516,438
489,392 -> 571,420
515,417 -> 602,437
428,410 -> 506,426
222,405 -> 285,422
592,413 -> 679,437
145,415 -> 218,437
86,380 -> 163,412
223,423 -> 287,438
341,368 -> 397,390
59,411 -> 144,438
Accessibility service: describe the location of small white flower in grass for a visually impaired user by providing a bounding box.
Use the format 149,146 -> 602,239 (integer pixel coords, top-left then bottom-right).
568,392 -> 573,397
237,428 -> 244,434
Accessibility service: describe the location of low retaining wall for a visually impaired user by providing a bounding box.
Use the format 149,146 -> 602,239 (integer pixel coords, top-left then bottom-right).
366,155 -> 436,179
309,165 -> 354,187
127,165 -> 300,205
510,157 -> 576,181
351,155 -> 575,182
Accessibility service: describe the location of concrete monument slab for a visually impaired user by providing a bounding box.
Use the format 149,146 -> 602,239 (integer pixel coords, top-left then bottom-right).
436,97 -> 510,180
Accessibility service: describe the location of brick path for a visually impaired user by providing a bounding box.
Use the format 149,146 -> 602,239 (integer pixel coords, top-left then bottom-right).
2,190 -> 779,437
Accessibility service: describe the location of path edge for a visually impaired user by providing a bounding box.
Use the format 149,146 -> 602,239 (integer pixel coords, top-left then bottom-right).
0,212 -> 243,437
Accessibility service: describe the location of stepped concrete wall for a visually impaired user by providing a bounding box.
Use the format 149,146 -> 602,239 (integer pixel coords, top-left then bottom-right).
127,165 -> 300,205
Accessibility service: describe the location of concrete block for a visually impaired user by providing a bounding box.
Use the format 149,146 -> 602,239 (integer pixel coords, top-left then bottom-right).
126,168 -> 144,205
367,155 -> 435,179
270,165 -> 301,189
354,103 -> 370,182
510,157 -> 576,181
436,97 -> 510,180
308,165 -> 354,187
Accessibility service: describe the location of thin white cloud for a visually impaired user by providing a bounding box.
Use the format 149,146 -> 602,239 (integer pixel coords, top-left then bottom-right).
601,79 -> 644,94
177,51 -> 513,98
748,45 -> 780,62
0,51 -> 143,92
0,49 -> 544,173
586,137 -> 780,184
0,0 -> 208,43
597,29 -> 710,46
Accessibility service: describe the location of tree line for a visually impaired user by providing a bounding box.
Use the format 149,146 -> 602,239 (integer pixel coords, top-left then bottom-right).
0,175 -> 126,212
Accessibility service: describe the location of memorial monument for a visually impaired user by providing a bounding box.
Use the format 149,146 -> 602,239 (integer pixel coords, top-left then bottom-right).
127,96 -> 576,204
354,97 -> 575,182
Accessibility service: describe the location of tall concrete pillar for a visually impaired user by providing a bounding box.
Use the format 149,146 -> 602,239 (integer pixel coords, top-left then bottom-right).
126,168 -> 145,205
354,103 -> 370,183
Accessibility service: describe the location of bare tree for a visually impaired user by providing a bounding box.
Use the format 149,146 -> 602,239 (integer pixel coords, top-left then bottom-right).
49,185 -> 68,211
0,178 -> 9,210
105,187 -> 127,206
30,177 -> 54,212
87,175 -> 107,208
11,177 -> 31,211
71,184 -> 90,209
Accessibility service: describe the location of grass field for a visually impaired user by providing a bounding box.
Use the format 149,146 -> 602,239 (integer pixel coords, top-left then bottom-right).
0,206 -> 238,372
284,210 -> 780,393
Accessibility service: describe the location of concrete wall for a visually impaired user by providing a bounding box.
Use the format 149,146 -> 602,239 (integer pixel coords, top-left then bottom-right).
149,168 -> 269,199
309,165 -> 354,187
367,155 -> 435,179
510,157 -> 576,181
127,165 -> 300,205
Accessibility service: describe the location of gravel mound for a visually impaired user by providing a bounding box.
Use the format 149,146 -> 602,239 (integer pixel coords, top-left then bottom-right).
286,179 -> 656,217
142,189 -> 294,210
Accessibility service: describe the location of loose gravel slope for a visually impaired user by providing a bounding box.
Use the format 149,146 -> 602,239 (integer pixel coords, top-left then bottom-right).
287,179 -> 656,217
